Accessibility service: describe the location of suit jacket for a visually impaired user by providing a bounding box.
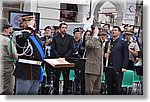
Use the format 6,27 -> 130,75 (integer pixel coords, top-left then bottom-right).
13,31 -> 44,80
105,37 -> 129,73
85,36 -> 104,75
51,33 -> 73,58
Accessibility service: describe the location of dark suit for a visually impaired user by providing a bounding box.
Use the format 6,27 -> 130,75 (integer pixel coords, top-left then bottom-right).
51,33 -> 73,95
104,37 -> 129,95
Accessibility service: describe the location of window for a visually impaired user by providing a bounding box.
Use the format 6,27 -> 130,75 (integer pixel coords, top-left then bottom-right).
60,3 -> 78,22
2,0 -> 24,18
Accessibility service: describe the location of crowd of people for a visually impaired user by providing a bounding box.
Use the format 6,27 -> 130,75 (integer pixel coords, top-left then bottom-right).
0,13 -> 143,95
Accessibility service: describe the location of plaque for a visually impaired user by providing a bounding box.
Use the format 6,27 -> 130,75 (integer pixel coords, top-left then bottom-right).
44,58 -> 75,68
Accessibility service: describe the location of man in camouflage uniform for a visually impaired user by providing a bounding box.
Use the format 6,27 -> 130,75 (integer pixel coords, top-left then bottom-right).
85,22 -> 104,95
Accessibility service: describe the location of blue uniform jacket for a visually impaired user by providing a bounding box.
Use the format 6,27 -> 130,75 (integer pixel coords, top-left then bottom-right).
105,37 -> 129,73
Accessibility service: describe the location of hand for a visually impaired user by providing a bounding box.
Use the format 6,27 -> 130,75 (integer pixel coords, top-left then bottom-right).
135,57 -> 140,63
122,68 -> 126,72
129,48 -> 134,52
104,53 -> 110,59
93,26 -> 99,36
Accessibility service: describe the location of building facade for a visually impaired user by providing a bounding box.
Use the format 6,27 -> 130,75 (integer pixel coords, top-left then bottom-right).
1,0 -> 143,35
